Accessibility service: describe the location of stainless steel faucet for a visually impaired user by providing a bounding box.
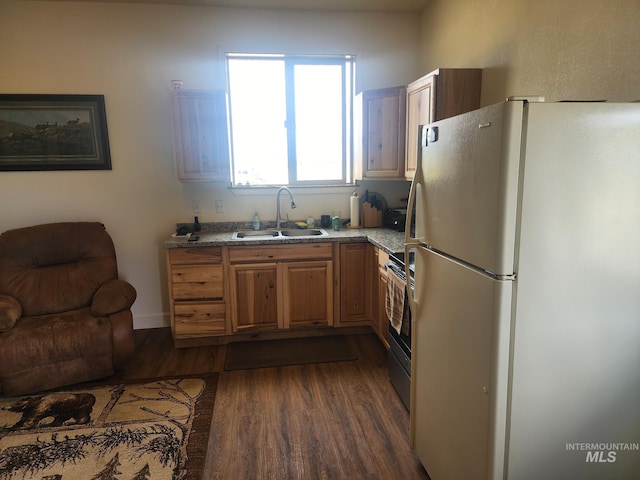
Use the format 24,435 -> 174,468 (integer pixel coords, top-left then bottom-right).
275,186 -> 296,228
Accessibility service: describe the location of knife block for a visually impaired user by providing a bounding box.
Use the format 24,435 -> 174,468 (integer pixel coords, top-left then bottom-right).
362,202 -> 383,227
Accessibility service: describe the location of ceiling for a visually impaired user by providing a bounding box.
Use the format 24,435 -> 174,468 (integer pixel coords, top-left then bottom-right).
49,0 -> 431,13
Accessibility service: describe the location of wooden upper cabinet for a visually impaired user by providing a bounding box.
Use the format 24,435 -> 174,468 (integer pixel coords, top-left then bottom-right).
405,68 -> 482,178
171,90 -> 231,182
354,86 -> 407,180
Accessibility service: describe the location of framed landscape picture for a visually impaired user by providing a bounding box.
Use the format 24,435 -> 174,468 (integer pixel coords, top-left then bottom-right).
0,94 -> 112,171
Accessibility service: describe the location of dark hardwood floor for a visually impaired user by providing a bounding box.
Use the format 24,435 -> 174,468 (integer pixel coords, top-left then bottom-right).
120,328 -> 430,480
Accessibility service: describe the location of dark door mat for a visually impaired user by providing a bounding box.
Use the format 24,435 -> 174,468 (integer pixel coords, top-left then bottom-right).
224,335 -> 357,371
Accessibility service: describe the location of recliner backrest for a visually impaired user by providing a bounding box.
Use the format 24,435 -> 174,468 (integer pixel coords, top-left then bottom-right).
0,222 -> 118,317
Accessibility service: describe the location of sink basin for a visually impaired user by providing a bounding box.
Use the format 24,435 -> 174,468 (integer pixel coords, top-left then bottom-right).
280,229 -> 327,237
232,228 -> 328,240
232,230 -> 279,239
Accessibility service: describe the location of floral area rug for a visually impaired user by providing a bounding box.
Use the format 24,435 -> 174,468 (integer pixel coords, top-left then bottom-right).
0,375 -> 218,480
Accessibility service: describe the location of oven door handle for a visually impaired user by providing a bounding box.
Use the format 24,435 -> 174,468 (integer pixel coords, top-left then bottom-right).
385,261 -> 405,280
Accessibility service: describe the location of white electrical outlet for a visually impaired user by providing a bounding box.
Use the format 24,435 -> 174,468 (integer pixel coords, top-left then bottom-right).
192,200 -> 201,214
215,200 -> 224,213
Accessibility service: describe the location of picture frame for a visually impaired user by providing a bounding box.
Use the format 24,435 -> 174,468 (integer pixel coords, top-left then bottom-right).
0,94 -> 112,171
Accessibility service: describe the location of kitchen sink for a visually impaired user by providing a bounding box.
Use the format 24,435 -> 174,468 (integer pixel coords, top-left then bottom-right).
232,230 -> 279,239
232,228 -> 328,240
280,228 -> 326,237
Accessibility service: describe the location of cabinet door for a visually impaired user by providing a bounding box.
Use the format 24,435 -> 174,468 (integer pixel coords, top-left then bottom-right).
282,260 -> 333,328
338,243 -> 372,326
230,263 -> 282,332
354,86 -> 406,180
405,69 -> 482,179
405,74 -> 435,178
172,90 -> 230,182
377,271 -> 389,348
431,69 -> 482,122
374,247 -> 390,348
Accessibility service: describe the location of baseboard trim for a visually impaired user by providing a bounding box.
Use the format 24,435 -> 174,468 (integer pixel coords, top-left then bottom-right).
133,313 -> 170,330
173,326 -> 373,348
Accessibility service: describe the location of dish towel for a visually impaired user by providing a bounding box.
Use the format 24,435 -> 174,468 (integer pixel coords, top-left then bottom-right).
385,268 -> 406,335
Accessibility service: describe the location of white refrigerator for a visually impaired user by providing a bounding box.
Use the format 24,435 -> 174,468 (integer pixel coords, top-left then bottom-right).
404,100 -> 640,480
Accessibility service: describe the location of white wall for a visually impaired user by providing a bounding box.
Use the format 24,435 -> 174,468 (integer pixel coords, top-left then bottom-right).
11,0 -> 637,331
418,0 -> 640,105
0,0 -> 419,328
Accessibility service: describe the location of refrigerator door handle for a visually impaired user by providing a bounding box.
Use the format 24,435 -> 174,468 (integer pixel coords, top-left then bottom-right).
405,124 -> 426,248
404,243 -> 418,314
404,125 -> 428,245
404,181 -> 418,248
405,124 -> 427,313
404,125 -> 428,312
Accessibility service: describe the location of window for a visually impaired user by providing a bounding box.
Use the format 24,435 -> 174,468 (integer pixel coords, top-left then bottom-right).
226,53 -> 354,186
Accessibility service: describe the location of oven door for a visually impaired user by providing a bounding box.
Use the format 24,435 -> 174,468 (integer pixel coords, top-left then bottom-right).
386,261 -> 412,411
386,262 -> 412,356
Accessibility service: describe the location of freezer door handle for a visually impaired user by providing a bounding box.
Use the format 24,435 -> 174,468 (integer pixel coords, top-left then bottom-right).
405,172 -> 418,246
405,124 -> 427,247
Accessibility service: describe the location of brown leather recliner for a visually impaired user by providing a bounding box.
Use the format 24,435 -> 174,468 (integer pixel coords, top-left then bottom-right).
0,222 -> 136,396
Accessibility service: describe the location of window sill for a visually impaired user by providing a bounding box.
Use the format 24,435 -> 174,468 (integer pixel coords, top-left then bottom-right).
229,184 -> 358,196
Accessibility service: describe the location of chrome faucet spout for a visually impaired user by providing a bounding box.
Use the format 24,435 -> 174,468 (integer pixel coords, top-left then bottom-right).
275,186 -> 297,229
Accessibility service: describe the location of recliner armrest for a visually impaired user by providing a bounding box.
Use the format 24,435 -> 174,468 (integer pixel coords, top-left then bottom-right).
91,279 -> 137,316
0,294 -> 22,333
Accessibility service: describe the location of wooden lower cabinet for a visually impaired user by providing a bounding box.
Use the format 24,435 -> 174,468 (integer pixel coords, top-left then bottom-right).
166,241 -> 387,344
228,244 -> 334,332
174,302 -> 227,336
166,247 -> 228,340
337,242 -> 373,326
282,261 -> 333,328
230,263 -> 281,332
373,247 -> 390,348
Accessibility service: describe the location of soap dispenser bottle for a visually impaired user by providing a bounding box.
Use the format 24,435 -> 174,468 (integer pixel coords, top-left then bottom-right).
252,212 -> 261,231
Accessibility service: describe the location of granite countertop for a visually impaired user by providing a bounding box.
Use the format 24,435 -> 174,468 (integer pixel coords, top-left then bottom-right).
162,225 -> 406,256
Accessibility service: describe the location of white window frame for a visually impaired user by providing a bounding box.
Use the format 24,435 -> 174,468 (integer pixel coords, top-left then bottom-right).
225,52 -> 355,187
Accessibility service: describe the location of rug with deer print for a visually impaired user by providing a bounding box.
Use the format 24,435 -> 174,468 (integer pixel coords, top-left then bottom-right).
0,375 -> 218,480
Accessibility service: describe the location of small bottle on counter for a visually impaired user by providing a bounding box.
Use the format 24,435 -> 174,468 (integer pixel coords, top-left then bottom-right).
194,216 -> 201,234
252,212 -> 261,231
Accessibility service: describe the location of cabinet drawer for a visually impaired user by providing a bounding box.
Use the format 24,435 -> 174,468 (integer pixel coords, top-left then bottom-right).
174,302 -> 226,337
228,243 -> 333,263
173,282 -> 222,300
172,264 -> 224,299
169,247 -> 222,264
